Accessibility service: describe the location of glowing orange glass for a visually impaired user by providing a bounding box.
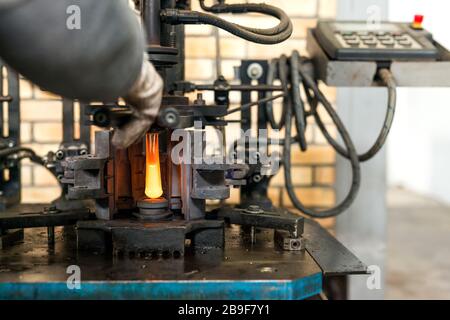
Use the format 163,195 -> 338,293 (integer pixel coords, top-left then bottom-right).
144,132 -> 163,199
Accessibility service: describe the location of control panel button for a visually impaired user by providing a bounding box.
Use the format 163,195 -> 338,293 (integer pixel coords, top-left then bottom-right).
381,39 -> 395,47
346,39 -> 360,47
364,42 -> 377,47
398,39 -> 413,47
342,31 -> 355,37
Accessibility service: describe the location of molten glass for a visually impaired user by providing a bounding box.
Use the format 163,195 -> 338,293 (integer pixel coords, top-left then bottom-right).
144,132 -> 163,199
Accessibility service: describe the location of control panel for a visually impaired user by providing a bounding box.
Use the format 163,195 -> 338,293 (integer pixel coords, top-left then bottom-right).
314,20 -> 439,61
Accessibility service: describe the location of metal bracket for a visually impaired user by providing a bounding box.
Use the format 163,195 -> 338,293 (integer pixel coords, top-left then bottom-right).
76,218 -> 224,256
216,205 -> 304,239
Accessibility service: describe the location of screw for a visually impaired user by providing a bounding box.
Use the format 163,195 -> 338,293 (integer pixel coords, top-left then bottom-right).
253,174 -> 262,183
94,112 -> 108,126
194,93 -> 206,105
247,205 -> 261,213
291,240 -> 300,248
79,149 -> 88,156
165,112 -> 177,125
247,63 -> 264,80
260,267 -> 276,273
44,206 -> 59,214
55,150 -> 64,160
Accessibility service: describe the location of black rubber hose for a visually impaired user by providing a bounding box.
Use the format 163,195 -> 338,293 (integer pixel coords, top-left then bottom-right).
226,93 -> 285,115
289,50 -> 308,152
0,146 -> 46,166
198,1 -> 292,36
0,146 -> 37,158
265,55 -> 307,149
282,59 -> 361,218
265,59 -> 286,130
161,9 -> 293,45
308,68 -> 397,162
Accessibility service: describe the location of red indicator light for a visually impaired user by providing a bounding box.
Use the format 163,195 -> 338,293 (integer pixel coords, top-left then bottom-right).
412,15 -> 424,29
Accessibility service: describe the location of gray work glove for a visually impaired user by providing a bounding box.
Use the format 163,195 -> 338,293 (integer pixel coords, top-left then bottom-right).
111,55 -> 163,149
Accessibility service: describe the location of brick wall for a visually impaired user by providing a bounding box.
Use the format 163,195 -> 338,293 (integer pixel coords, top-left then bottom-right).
19,0 -> 337,226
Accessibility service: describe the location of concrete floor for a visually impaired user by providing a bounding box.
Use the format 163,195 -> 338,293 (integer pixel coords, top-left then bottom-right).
386,187 -> 450,299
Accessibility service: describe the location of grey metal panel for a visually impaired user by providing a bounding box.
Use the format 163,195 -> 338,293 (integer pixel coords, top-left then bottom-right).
334,0 -> 389,300
390,61 -> 450,87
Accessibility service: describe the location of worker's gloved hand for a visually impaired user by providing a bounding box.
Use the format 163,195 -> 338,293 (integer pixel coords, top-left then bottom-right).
112,55 -> 163,149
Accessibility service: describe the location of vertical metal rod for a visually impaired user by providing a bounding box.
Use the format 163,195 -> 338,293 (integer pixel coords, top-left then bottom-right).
250,226 -> 256,244
79,103 -> 91,152
47,226 -> 55,244
214,28 -> 222,77
142,0 -> 161,46
161,0 -> 176,47
62,99 -> 75,143
0,66 -> 4,135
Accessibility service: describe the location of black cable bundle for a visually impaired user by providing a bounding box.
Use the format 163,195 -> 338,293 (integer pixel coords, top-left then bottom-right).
265,50 -> 397,218
0,146 -> 45,166
161,0 -> 293,44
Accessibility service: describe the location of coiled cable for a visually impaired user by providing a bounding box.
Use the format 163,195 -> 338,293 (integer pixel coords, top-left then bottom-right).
275,52 -> 361,218
263,50 -> 397,217
308,68 -> 397,162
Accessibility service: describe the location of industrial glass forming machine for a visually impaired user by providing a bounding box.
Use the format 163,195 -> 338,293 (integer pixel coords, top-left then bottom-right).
1,1 -> 448,300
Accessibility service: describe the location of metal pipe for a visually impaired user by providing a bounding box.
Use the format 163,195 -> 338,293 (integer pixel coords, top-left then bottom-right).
142,0 -> 161,46
195,84 -> 284,92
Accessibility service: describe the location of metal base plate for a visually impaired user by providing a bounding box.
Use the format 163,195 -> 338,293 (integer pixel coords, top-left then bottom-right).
0,218 -> 366,300
0,225 -> 322,300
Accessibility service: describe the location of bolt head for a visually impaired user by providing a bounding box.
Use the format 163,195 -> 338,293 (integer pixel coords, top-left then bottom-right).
253,174 -> 262,183
165,113 -> 177,125
247,205 -> 262,213
247,63 -> 264,80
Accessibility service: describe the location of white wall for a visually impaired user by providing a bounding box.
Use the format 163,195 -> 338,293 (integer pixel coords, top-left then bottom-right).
336,0 -> 389,300
388,0 -> 450,204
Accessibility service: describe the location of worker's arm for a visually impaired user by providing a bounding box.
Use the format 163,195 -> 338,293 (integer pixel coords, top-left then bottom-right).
0,0 -> 163,148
